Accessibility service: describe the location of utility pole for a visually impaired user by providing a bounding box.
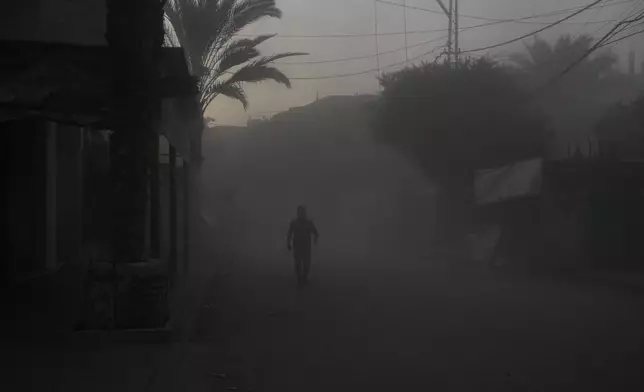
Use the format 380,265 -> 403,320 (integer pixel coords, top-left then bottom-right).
374,1 -> 381,88
435,0 -> 459,64
403,0 -> 409,62
435,0 -> 453,64
454,0 -> 460,63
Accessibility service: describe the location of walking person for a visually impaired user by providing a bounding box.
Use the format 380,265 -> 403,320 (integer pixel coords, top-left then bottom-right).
287,205 -> 319,285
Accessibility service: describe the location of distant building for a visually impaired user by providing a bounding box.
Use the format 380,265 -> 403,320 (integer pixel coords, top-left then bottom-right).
249,94 -> 378,144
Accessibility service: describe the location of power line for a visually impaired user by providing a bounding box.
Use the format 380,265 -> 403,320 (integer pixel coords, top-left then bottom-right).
609,1 -> 644,36
549,4 -> 644,84
276,1 -> 626,72
236,29 -> 447,38
232,0 -> 636,41
610,13 -> 644,34
251,3 -> 643,124
599,25 -> 644,45
572,0 -> 606,39
251,34 -> 643,115
238,1 -> 635,80
288,44 -> 446,80
276,34 -> 448,65
577,0 -> 635,40
376,0 -> 635,24
273,2 -> 626,66
234,17 -> 624,40
452,1 -> 638,39
460,0 -> 610,54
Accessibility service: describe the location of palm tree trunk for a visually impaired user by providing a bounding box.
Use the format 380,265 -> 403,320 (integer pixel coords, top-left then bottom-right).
106,0 -> 165,262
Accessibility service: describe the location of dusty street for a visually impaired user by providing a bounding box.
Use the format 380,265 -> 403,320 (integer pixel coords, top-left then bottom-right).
6,133 -> 643,392
190,135 -> 644,392
6,247 -> 643,392
189,240 -> 644,392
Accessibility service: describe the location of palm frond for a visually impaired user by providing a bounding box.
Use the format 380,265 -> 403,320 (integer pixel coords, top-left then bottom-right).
163,14 -> 181,47
165,1 -> 303,113
201,51 -> 305,108
201,58 -> 301,111
248,52 -> 309,68
232,0 -> 282,31
181,0 -> 238,67
210,34 -> 276,74
207,81 -> 249,110
202,0 -> 282,66
226,62 -> 291,87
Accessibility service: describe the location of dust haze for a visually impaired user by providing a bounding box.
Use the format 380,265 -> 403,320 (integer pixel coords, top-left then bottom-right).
4,1 -> 644,391
201,108 -> 437,272
210,0 -> 644,125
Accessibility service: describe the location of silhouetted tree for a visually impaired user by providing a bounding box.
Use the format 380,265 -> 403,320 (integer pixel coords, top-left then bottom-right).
374,58 -> 549,243
508,34 -> 617,88
375,58 -> 548,191
164,0 -> 305,113
507,34 -> 635,140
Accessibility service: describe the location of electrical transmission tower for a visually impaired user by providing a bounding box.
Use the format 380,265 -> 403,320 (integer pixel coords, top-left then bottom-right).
435,0 -> 460,63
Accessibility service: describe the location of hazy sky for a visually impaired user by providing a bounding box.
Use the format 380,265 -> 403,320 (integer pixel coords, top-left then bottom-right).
207,0 -> 644,125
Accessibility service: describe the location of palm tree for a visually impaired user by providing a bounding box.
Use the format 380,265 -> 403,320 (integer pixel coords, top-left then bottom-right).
508,34 -> 621,147
508,34 -> 617,89
164,0 -> 306,113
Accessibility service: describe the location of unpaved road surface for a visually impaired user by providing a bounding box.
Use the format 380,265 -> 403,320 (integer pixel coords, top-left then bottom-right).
191,242 -> 644,392
193,133 -> 644,392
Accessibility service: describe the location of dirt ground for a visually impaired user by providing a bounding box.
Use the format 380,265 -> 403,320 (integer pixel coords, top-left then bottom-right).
188,132 -> 644,392
186,242 -> 644,392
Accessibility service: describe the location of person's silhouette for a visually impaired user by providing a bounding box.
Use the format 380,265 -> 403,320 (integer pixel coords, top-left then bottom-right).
287,205 -> 319,285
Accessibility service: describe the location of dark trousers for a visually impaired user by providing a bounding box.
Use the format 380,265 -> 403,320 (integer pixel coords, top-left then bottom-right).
293,246 -> 311,283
